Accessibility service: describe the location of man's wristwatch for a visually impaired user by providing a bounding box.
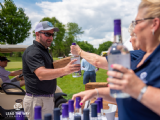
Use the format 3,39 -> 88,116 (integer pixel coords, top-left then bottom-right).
137,85 -> 148,101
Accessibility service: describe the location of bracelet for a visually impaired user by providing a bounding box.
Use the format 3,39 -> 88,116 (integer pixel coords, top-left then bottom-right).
95,88 -> 99,98
137,85 -> 148,102
78,49 -> 82,56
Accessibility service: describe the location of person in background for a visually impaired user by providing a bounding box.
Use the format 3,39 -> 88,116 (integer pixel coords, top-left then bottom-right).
129,22 -> 146,61
22,21 -> 80,120
72,0 -> 160,120
0,56 -> 25,89
81,55 -> 98,84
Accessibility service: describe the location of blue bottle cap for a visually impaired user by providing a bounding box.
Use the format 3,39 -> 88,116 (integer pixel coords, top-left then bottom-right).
91,103 -> 97,117
16,111 -> 24,120
83,109 -> 89,120
44,113 -> 52,120
68,99 -> 74,112
53,108 -> 60,120
76,97 -> 81,109
62,103 -> 69,118
34,106 -> 41,119
72,43 -> 76,45
114,19 -> 121,35
95,100 -> 101,113
74,115 -> 81,120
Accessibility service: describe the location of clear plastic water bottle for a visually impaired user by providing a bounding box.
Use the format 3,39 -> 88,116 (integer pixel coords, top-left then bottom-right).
91,103 -> 97,120
34,106 -> 42,120
62,103 -> 69,120
44,113 -> 52,120
108,19 -> 130,98
95,100 -> 102,120
68,100 -> 74,120
83,109 -> 90,120
16,111 -> 24,120
71,43 -> 81,78
54,108 -> 60,120
75,97 -> 82,116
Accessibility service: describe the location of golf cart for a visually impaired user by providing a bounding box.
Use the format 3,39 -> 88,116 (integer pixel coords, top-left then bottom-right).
0,44 -> 67,119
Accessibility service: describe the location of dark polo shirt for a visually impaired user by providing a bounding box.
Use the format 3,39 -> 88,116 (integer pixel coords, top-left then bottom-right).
22,40 -> 56,95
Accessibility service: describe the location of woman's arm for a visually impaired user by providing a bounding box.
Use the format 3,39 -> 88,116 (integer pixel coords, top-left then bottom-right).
70,45 -> 108,70
72,87 -> 116,105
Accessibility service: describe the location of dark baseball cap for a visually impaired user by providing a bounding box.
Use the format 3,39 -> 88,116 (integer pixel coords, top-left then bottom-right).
0,57 -> 10,62
35,21 -> 59,33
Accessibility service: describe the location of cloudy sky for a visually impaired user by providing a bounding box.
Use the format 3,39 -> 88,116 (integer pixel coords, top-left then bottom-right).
0,0 -> 141,50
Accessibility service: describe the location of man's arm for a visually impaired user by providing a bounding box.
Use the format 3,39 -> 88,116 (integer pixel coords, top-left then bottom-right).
34,59 -> 80,81
9,69 -> 22,76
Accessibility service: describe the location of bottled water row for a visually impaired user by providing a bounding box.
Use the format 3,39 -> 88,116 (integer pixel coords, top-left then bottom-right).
15,97 -> 106,120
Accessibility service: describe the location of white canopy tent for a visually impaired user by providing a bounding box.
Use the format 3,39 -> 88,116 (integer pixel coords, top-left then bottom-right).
0,44 -> 29,53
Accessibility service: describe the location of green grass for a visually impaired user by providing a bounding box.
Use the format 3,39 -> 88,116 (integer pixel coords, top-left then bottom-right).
6,57 -> 108,100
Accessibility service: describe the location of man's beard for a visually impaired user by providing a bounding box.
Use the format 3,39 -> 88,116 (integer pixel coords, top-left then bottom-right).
39,35 -> 52,48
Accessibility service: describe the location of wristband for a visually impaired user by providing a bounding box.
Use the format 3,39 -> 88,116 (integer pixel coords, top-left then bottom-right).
137,85 -> 148,102
95,88 -> 99,98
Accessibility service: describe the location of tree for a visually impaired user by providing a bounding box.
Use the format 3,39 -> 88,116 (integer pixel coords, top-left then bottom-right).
76,41 -> 96,53
32,17 -> 66,57
0,0 -> 31,44
63,22 -> 84,56
97,41 -> 113,55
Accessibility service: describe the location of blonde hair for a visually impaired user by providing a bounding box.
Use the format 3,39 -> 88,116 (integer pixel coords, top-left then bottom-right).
138,0 -> 160,41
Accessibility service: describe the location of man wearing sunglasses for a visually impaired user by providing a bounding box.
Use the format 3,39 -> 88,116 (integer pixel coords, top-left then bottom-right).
22,21 -> 80,120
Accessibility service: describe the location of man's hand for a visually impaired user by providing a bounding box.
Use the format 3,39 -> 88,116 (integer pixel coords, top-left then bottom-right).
9,69 -> 23,76
64,59 -> 80,75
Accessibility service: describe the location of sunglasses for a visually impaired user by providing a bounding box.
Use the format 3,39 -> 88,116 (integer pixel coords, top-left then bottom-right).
39,32 -> 54,37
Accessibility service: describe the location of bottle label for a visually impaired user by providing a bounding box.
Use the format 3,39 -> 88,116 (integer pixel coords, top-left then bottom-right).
71,56 -> 81,64
108,54 -> 130,71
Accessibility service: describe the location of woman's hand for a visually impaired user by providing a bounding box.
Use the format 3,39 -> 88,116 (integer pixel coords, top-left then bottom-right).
107,64 -> 146,99
72,89 -> 97,106
70,45 -> 81,55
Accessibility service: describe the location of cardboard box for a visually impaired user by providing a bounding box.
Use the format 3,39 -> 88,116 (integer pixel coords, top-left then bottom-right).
85,82 -> 108,90
53,57 -> 71,69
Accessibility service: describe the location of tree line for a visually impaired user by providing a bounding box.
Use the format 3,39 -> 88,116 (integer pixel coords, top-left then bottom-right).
0,0 -> 112,57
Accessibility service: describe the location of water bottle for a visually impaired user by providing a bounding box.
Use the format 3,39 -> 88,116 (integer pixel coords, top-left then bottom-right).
54,108 -> 60,120
83,109 -> 90,120
34,106 -> 42,120
91,103 -> 97,120
95,100 -> 102,120
74,115 -> 81,120
71,43 -> 81,77
68,100 -> 74,120
75,97 -> 82,116
62,103 -> 69,120
108,19 -> 130,98
16,111 -> 24,120
97,97 -> 103,116
44,113 -> 52,120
